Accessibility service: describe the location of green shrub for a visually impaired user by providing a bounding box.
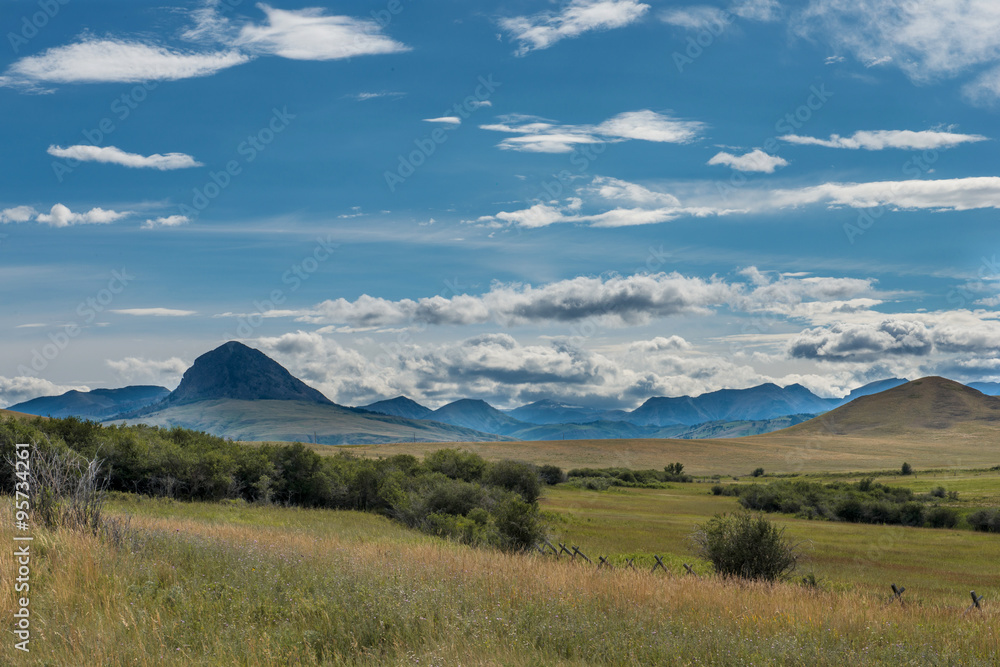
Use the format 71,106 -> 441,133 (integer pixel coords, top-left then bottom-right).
968,508 -> 1000,533
751,467 -> 765,477
538,464 -> 565,485
926,506 -> 958,529
424,449 -> 487,482
485,460 -> 541,503
901,462 -> 913,475
692,512 -> 799,581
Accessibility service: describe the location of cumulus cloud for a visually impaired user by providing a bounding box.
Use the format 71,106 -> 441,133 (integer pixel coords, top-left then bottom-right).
47,145 -> 202,170
789,320 -> 934,361
708,149 -> 788,173
501,0 -> 650,56
481,110 -> 705,153
232,4 -> 409,60
0,206 -> 37,223
780,129 -> 988,150
106,357 -> 188,386
0,376 -> 90,408
1,39 -> 249,87
35,204 -> 131,228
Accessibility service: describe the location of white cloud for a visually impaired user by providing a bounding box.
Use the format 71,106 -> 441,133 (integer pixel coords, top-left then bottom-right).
2,4 -> 408,89
142,215 -> 191,229
780,129 -> 988,150
424,116 -> 462,125
1,39 -> 249,87
110,308 -> 197,317
35,204 -> 131,228
106,357 -> 188,387
731,0 -> 781,22
481,110 -> 704,153
47,145 -> 203,170
501,0 -> 650,56
708,149 -> 788,173
660,6 -> 731,29
794,1 -> 1000,96
772,176 -> 1000,211
234,3 -> 409,60
1,376 -> 90,408
347,91 -> 405,101
0,206 -> 37,223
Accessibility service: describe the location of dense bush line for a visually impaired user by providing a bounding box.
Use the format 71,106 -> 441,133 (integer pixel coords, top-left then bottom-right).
968,507 -> 1000,533
711,478 -> 961,529
0,417 -> 544,551
565,463 -> 692,490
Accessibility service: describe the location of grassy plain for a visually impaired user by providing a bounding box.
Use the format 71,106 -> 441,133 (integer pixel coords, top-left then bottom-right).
541,469 -> 1000,606
336,430 -> 1000,475
3,473 -> 999,665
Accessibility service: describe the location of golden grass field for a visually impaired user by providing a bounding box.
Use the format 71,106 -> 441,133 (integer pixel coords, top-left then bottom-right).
2,492 -> 998,666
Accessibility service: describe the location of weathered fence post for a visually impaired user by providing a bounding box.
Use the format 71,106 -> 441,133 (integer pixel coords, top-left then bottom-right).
651,555 -> 668,573
558,543 -> 573,557
572,546 -> 593,564
598,556 -> 613,570
889,583 -> 906,605
966,591 -> 985,614
683,563 -> 698,577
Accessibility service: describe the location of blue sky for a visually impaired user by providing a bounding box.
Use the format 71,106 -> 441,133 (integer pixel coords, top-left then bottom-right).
3,0 -> 1000,410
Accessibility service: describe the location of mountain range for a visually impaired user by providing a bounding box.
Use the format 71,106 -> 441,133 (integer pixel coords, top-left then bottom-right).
5,340 -> 994,445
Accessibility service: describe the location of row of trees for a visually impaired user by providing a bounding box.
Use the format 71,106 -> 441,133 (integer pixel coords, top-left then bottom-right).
0,417 -> 545,551
713,478 -> 962,528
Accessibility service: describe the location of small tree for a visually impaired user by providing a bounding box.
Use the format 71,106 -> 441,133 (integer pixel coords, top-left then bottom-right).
665,462 -> 684,476
751,467 -> 765,477
691,512 -> 799,581
901,462 -> 913,476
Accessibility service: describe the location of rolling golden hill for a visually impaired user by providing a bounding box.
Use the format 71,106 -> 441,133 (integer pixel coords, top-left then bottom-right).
338,378 -> 1000,474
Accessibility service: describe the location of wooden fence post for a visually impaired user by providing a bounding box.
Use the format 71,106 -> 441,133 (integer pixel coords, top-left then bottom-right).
651,555 -> 668,573
889,583 -> 906,605
683,563 -> 698,577
572,546 -> 593,564
598,556 -> 613,570
558,543 -> 573,557
966,591 -> 985,614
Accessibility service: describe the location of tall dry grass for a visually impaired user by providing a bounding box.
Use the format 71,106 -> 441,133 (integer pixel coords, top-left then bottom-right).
2,497 -> 998,665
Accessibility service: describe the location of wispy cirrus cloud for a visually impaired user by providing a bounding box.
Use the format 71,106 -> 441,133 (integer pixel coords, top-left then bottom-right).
481,110 -> 705,153
500,0 -> 650,56
47,145 -> 203,170
110,308 -> 197,317
473,174 -> 1000,230
0,39 -> 249,88
780,129 -> 988,150
793,0 -> 1000,104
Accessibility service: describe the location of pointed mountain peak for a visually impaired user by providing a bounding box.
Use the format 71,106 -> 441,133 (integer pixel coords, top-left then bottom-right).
162,341 -> 334,407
